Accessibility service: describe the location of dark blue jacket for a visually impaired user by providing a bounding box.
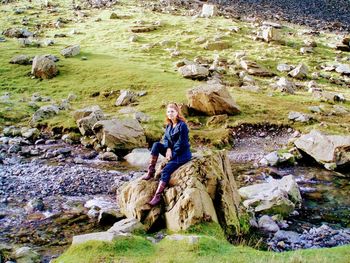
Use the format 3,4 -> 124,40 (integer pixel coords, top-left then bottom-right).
163,120 -> 192,163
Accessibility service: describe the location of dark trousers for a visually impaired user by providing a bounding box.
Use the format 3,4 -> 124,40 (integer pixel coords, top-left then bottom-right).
151,142 -> 187,184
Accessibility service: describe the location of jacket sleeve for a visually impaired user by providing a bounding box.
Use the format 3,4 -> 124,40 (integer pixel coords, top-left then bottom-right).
163,125 -> 170,149
172,122 -> 189,158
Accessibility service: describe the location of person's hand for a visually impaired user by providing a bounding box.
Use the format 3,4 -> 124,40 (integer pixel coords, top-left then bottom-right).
166,148 -> 172,161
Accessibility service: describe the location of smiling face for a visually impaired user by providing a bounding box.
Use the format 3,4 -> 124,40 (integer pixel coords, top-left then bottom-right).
166,106 -> 178,123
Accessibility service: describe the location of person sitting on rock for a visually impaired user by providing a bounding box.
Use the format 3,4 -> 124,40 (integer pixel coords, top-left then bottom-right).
142,103 -> 192,206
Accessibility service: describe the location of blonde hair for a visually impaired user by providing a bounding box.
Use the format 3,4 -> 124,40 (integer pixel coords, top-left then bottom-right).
165,103 -> 187,125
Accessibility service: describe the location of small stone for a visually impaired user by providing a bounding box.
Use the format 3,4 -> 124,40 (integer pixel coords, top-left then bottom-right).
99,152 -> 118,161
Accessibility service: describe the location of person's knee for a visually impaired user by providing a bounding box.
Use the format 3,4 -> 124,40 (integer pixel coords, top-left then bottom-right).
151,142 -> 161,153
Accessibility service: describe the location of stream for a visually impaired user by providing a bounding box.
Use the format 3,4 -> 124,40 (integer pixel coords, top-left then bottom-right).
0,125 -> 349,261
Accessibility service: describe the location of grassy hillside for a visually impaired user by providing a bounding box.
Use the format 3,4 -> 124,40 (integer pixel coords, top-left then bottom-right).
0,0 -> 349,144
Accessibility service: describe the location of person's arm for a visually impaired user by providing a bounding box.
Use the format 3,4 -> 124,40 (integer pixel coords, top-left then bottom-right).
172,122 -> 189,158
163,125 -> 170,149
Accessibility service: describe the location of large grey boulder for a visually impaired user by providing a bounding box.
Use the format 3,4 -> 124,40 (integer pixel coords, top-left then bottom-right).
187,84 -> 240,115
178,64 -> 209,80
92,119 -> 146,151
118,151 -> 245,236
239,175 -> 301,217
31,55 -> 58,79
294,130 -> 350,169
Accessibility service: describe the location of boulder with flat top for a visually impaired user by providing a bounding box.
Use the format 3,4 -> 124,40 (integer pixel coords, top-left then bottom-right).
294,130 -> 350,170
92,119 -> 146,151
187,84 -> 240,116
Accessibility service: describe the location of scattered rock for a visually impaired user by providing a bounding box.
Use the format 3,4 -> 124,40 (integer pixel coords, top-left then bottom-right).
335,64 -> 350,75
258,215 -> 280,233
240,60 -> 275,77
288,111 -> 313,123
276,77 -> 295,94
178,64 -> 209,80
203,41 -> 231,51
115,90 -> 137,106
313,91 -> 346,103
129,26 -> 157,33
60,44 -> 80,58
99,152 -> 118,161
134,112 -> 151,123
257,26 -> 280,42
288,63 -> 308,79
73,105 -> 104,121
30,105 -> 59,126
108,218 -> 144,234
9,55 -> 32,65
206,114 -> 228,126
2,28 -> 33,38
277,63 -> 293,72
31,55 -> 58,79
200,4 -> 218,18
21,127 -> 40,141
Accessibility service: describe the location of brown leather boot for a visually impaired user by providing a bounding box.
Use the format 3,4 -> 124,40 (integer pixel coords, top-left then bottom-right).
141,155 -> 158,180
148,181 -> 166,206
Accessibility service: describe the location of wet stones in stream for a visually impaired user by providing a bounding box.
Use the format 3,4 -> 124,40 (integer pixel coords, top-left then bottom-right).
0,162 -> 122,198
267,224 -> 350,251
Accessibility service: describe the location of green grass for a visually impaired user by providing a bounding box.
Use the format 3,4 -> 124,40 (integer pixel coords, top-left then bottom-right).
55,223 -> 350,262
55,232 -> 350,263
1,0 -> 349,139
